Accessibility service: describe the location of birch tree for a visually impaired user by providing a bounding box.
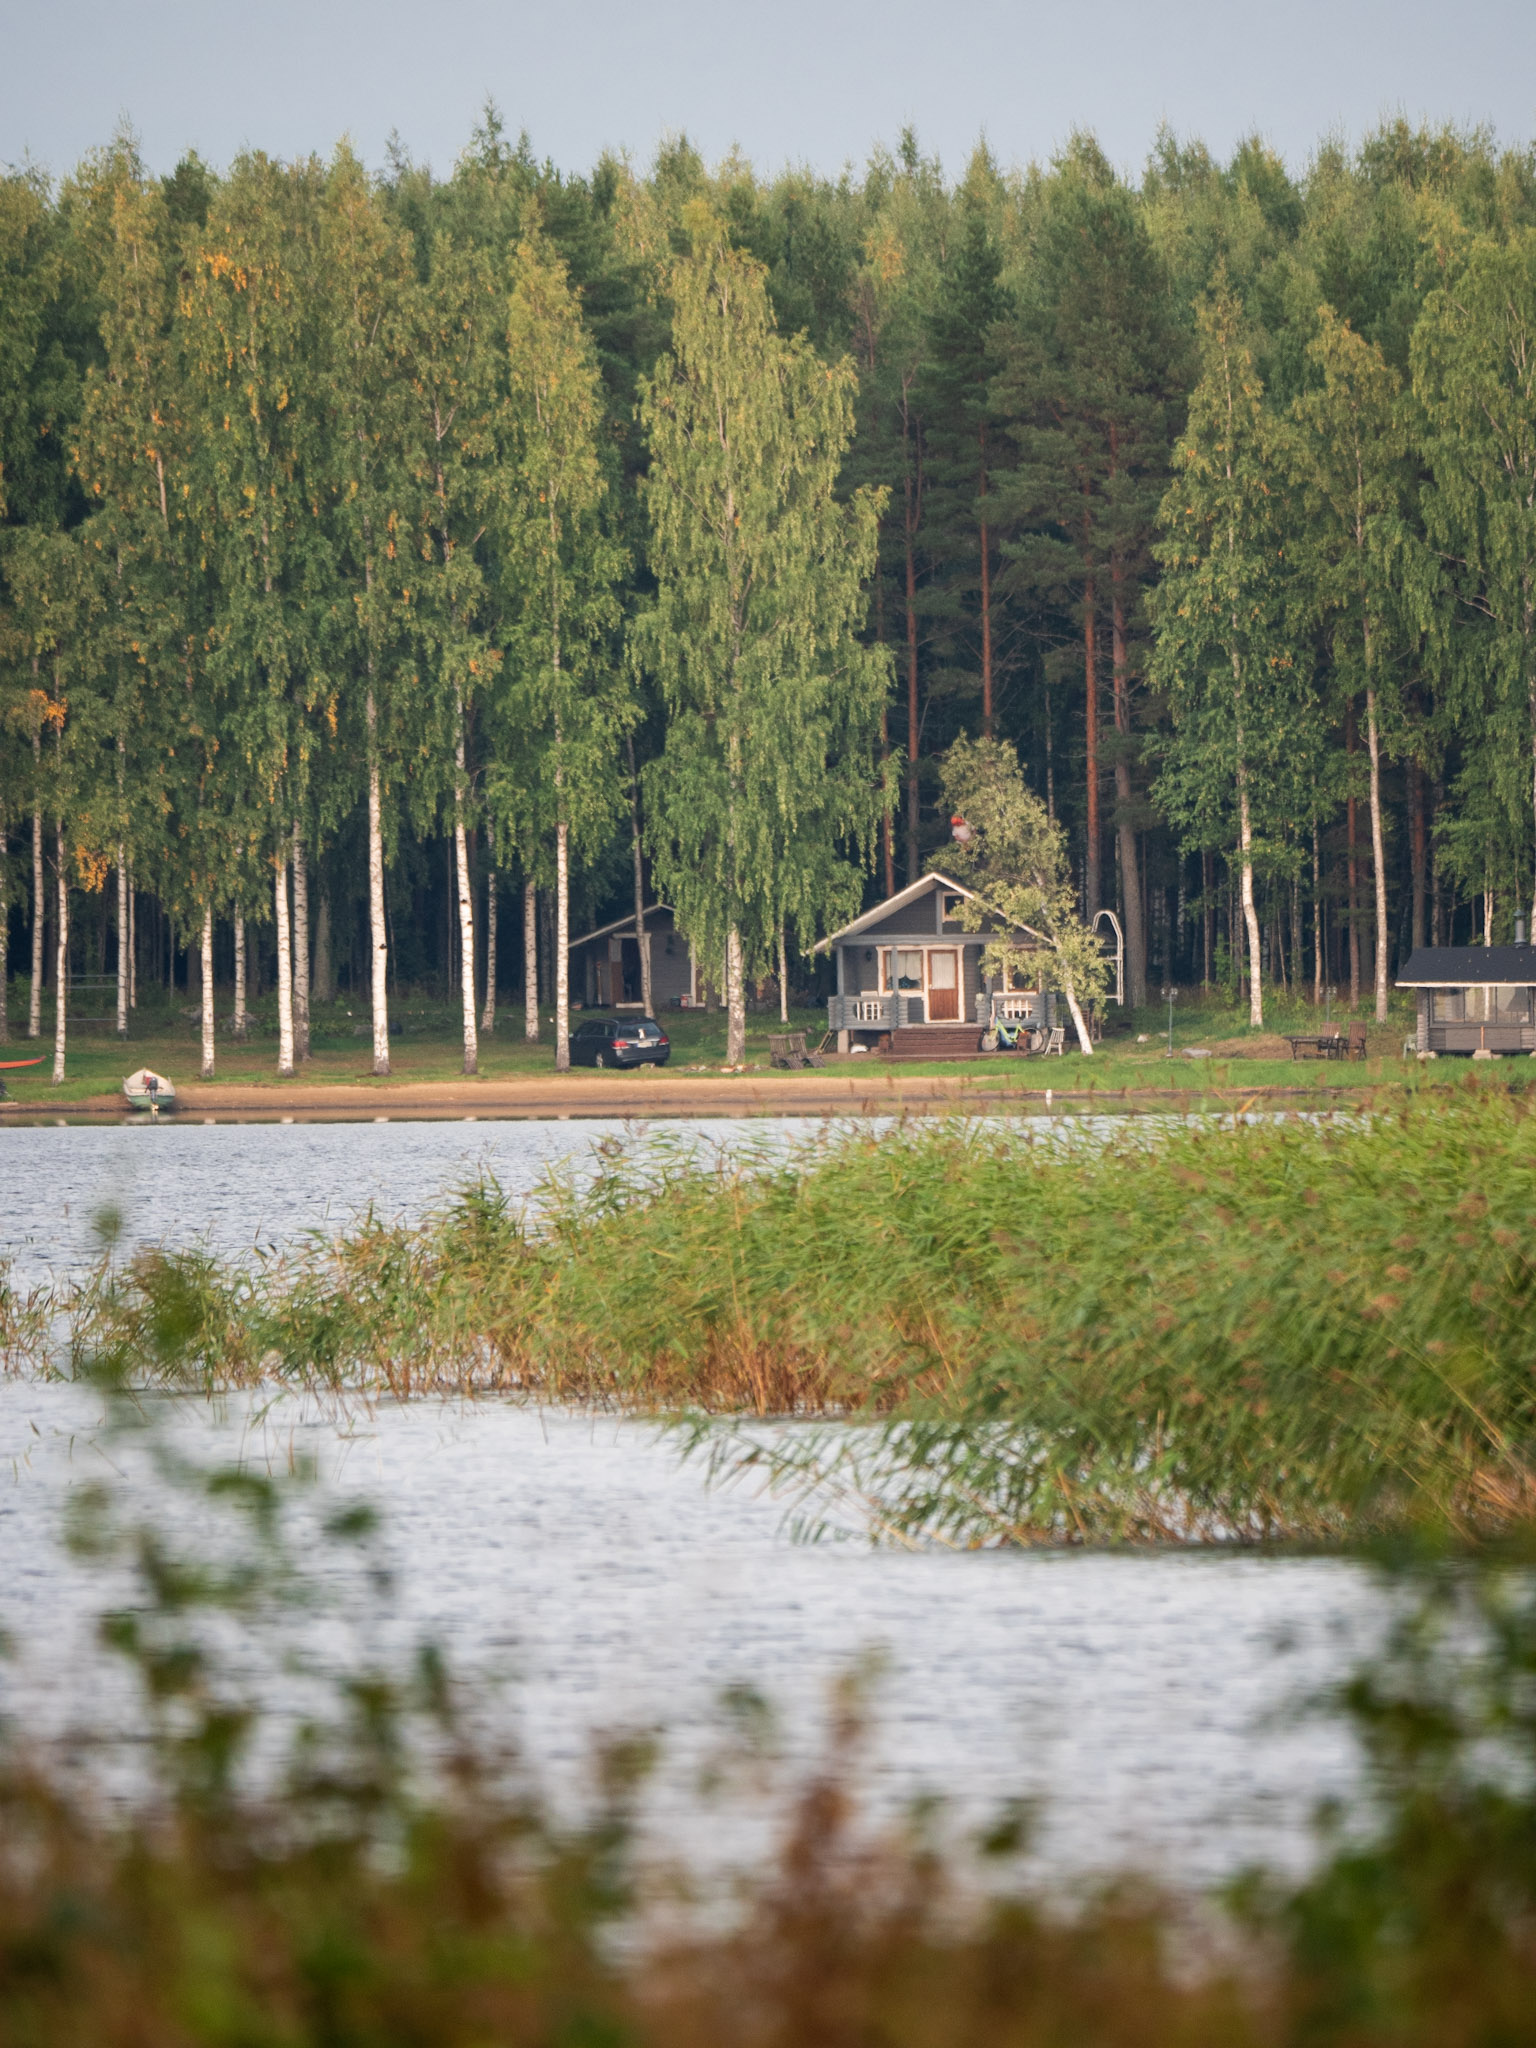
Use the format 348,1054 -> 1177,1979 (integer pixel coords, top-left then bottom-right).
320,149 -> 414,1076
1413,229 -> 1536,933
636,217 -> 890,1065
180,154 -> 331,1077
939,735 -> 1107,1052
1151,284 -> 1300,1028
397,232 -> 501,1076
489,230 -> 628,1073
1293,307 -> 1416,1020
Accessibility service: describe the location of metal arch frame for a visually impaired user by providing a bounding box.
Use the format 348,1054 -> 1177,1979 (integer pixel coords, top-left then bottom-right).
1092,909 -> 1125,1005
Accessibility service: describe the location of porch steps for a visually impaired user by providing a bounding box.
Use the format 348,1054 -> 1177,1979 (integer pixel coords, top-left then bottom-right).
886,1024 -> 985,1060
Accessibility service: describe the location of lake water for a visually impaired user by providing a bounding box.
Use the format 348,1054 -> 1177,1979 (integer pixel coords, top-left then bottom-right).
0,1116 -> 1380,1890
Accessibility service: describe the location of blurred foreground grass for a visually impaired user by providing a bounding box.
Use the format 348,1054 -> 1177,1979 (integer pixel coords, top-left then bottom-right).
4,1358 -> 1536,2045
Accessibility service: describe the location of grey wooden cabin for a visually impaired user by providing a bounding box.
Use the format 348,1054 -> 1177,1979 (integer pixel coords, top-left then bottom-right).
569,905 -> 699,1011
816,871 -> 1053,1053
1398,945 -> 1536,1055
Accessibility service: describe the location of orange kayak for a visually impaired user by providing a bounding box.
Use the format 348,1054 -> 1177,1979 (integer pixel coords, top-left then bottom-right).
0,1058 -> 43,1069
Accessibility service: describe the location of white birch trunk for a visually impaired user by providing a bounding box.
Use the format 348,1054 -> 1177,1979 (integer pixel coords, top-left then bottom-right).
366,699 -> 390,1076
274,850 -> 295,1078
0,804 -> 7,1043
725,925 -> 746,1066
1062,975 -> 1095,1056
233,911 -> 247,1038
554,822 -> 570,1072
523,880 -> 539,1042
1238,777 -> 1263,1028
29,800 -> 43,1040
116,849 -> 129,1037
454,701 -> 477,1077
1365,686 -> 1389,1023
291,821 -> 310,1061
480,869 -> 498,1033
127,865 -> 136,1009
200,902 -> 215,1080
778,923 -> 789,1024
627,733 -> 652,1017
51,825 -> 67,1085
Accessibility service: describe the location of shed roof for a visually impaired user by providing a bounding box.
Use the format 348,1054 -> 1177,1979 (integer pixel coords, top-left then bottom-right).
813,870 -> 1045,952
569,903 -> 673,951
1396,945 -> 1536,987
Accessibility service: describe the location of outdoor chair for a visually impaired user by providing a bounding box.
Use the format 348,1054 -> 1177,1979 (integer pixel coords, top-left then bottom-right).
1042,1025 -> 1066,1057
1347,1021 -> 1369,1061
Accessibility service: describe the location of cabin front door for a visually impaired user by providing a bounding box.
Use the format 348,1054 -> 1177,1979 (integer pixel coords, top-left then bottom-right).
927,948 -> 960,1021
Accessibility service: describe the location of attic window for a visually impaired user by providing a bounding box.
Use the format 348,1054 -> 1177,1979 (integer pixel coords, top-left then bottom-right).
943,893 -> 964,919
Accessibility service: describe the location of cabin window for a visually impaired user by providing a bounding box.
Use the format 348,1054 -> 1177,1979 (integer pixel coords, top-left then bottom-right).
1488,985 -> 1534,1023
1005,962 -> 1036,993
880,947 -> 925,992
942,893 -> 965,920
1430,990 -> 1466,1023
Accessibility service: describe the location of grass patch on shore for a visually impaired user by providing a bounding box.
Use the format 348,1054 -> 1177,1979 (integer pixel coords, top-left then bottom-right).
17,1075 -> 1536,1546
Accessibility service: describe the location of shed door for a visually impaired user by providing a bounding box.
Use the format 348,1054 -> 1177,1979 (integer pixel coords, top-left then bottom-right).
927,948 -> 960,1020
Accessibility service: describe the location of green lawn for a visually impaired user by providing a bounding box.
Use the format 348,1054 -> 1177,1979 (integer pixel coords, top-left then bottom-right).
0,983 -> 1500,1106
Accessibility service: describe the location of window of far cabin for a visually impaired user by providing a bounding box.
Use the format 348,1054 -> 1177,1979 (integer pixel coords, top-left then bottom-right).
1488,985 -> 1534,1023
1430,990 -> 1466,1023
880,948 -> 925,992
1006,961 -> 1036,993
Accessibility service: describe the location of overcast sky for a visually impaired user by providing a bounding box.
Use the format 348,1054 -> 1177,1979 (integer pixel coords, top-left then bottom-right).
3,0 -> 1533,187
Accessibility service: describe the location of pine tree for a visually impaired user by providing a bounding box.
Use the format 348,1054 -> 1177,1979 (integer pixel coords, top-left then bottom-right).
993,141 -> 1186,1001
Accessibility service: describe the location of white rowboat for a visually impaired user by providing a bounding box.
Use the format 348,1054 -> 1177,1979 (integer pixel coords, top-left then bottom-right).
122,1068 -> 177,1114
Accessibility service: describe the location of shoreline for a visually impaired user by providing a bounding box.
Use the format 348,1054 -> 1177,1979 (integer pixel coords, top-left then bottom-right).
0,1067 -> 1372,1124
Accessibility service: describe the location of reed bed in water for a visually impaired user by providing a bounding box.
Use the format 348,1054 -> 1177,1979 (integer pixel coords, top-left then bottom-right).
28,1082 -> 1536,1543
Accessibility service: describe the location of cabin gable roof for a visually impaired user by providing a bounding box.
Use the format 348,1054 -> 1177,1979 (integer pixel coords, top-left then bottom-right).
814,871 -> 1045,952
1397,945 -> 1536,987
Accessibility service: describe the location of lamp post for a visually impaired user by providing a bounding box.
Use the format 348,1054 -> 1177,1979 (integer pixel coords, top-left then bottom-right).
1161,984 -> 1179,1057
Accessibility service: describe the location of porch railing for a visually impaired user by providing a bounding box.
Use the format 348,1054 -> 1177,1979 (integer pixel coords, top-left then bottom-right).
975,990 -> 1054,1028
827,993 -> 925,1032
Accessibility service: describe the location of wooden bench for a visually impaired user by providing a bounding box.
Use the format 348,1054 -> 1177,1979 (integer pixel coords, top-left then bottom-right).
768,1030 -> 826,1070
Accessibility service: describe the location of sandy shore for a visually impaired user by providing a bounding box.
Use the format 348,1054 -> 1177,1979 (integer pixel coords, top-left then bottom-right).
3,1065 -> 1357,1123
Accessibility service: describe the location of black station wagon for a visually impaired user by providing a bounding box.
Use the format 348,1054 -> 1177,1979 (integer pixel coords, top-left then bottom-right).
570,1016 -> 671,1069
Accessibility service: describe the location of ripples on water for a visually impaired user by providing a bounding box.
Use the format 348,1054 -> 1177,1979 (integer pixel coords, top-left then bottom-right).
0,1117 -> 1379,1887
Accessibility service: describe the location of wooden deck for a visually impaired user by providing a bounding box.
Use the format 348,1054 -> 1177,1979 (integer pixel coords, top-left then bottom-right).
887,1024 -> 986,1059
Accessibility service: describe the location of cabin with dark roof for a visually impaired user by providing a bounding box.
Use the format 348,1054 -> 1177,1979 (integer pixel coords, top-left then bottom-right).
812,871 -> 1057,1055
1397,946 -> 1536,1056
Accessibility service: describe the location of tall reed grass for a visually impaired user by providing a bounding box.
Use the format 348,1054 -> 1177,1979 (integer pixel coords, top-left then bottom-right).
16,1080 -> 1536,1543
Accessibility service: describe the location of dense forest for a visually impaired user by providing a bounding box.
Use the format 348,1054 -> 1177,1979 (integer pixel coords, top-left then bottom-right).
4,111 -> 1536,1076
